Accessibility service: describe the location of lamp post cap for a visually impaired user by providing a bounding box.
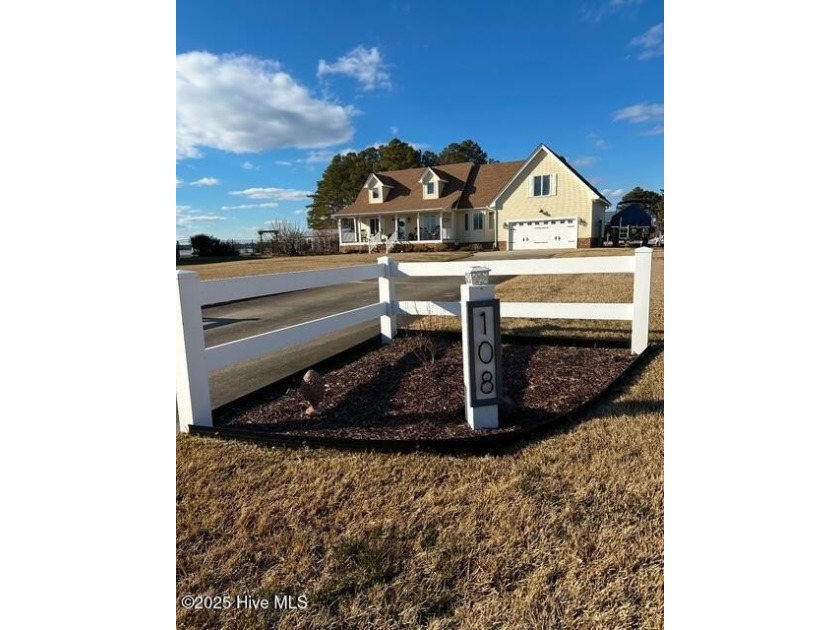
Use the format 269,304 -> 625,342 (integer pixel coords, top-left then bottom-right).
465,266 -> 491,285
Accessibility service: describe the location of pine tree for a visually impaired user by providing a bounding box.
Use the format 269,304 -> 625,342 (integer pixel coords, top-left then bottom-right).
437,139 -> 490,165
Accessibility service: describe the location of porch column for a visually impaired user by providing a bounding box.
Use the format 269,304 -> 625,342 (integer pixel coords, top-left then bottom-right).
439,210 -> 443,241
355,217 -> 360,243
416,213 -> 420,241
379,215 -> 383,238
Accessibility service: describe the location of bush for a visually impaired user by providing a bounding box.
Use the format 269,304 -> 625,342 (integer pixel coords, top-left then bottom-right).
189,234 -> 240,257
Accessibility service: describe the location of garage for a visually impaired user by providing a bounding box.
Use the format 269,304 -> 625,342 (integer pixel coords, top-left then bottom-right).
507,218 -> 578,250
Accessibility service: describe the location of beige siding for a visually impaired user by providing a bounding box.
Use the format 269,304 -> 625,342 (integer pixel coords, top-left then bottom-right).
495,151 -> 602,244
455,209 -> 495,243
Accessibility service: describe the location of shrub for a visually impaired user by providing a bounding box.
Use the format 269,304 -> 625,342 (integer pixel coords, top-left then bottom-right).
189,234 -> 240,257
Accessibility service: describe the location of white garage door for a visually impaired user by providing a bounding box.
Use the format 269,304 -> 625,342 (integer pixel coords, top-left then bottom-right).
508,218 -> 578,250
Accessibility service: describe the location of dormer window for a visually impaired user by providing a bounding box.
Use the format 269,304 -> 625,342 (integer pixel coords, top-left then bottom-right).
365,174 -> 390,204
419,167 -> 446,200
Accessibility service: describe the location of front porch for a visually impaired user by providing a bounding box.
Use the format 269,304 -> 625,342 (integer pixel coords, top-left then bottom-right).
339,211 -> 456,249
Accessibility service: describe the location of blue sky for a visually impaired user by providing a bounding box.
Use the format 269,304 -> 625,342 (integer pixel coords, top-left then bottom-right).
176,0 -> 663,240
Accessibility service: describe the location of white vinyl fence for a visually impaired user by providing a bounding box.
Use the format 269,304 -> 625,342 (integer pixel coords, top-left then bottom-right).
176,248 -> 653,431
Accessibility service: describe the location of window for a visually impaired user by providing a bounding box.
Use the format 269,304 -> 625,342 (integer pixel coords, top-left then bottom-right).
532,174 -> 551,197
420,215 -> 440,240
371,188 -> 380,199
464,213 -> 470,231
473,212 -> 484,230
489,212 -> 495,230
369,218 -> 380,234
426,182 -> 435,195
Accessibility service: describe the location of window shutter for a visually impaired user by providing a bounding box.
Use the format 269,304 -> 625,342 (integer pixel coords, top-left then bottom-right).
550,174 -> 557,196
528,176 -> 534,198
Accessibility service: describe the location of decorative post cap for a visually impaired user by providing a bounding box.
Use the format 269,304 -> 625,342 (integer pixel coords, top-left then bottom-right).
465,266 -> 491,286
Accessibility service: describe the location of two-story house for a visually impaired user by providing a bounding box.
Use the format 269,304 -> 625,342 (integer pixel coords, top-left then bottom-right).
334,143 -> 611,251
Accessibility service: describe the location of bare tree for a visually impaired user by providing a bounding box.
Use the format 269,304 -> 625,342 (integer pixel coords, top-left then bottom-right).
267,220 -> 308,256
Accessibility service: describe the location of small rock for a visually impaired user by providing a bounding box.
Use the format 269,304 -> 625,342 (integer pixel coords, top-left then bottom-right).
300,369 -> 325,416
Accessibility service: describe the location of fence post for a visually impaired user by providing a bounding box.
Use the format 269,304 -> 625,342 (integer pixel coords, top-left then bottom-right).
631,247 -> 653,355
176,270 -> 213,431
378,256 -> 397,344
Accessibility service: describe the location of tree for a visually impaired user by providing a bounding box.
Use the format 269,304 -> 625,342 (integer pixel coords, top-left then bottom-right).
419,150 -> 439,167
189,233 -> 239,257
621,187 -> 661,203
267,219 -> 308,256
436,139 -> 490,165
307,148 -> 380,229
653,190 -> 664,232
378,138 -> 421,171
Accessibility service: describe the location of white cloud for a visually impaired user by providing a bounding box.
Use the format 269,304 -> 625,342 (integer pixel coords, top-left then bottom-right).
221,203 -> 280,210
176,51 -> 357,160
242,161 -> 255,170
176,205 -> 226,226
176,178 -> 184,188
230,187 -> 312,201
390,126 -> 399,135
630,23 -> 664,60
317,46 -> 391,91
614,103 -> 664,124
572,156 -> 597,167
582,0 -> 643,23
295,147 -> 356,164
640,125 -> 664,136
189,176 -> 221,187
588,132 -> 609,149
297,149 -> 339,164
601,188 -> 625,200
276,160 -> 293,166
294,209 -> 305,215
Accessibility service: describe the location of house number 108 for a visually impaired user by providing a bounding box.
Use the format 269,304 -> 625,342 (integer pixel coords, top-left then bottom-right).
468,300 -> 501,407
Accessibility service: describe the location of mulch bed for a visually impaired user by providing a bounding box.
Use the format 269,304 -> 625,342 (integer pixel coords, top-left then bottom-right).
215,336 -> 636,441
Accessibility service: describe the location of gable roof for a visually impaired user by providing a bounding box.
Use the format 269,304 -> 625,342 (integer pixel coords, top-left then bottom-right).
334,162 -> 474,216
458,161 -> 526,209
488,143 -> 611,208
364,173 -> 392,189
333,143 -> 610,217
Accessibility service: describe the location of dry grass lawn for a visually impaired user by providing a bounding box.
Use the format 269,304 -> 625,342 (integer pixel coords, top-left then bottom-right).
177,248 -> 664,629
176,251 -> 475,281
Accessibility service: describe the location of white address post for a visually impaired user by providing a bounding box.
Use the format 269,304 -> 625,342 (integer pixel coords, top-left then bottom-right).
461,266 -> 502,430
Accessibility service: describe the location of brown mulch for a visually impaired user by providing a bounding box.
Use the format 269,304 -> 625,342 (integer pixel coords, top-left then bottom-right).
215,337 -> 636,440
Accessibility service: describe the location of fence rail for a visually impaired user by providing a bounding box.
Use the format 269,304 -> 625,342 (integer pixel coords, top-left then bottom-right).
205,303 -> 387,372
199,263 -> 383,306
176,249 -> 652,432
397,301 -> 634,321
394,256 -> 635,277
